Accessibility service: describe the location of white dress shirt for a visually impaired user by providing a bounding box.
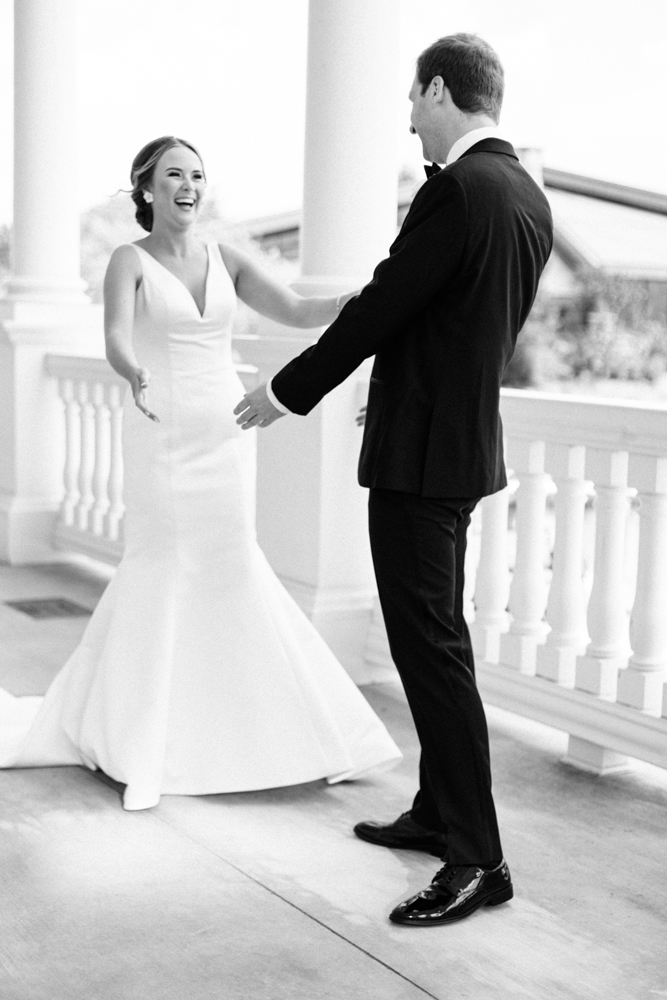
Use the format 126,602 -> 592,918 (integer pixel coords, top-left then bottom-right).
445,125 -> 504,166
266,125 -> 506,415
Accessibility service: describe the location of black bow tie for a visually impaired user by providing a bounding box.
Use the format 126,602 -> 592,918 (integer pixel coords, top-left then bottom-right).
424,163 -> 442,179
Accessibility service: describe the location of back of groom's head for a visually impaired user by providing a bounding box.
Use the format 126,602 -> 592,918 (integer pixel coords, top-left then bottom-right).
417,34 -> 504,123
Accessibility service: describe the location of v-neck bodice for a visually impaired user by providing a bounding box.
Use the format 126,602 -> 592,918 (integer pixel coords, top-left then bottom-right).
130,241 -> 237,377
135,243 -> 210,318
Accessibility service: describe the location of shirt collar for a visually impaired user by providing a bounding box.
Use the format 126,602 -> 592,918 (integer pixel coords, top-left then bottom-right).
445,126 -> 505,167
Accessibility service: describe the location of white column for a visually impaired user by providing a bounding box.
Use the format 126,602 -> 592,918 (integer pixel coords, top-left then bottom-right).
617,456 -> 667,713
243,0 -> 401,682
0,0 -> 96,564
499,440 -> 551,674
7,0 -> 87,302
301,0 -> 400,282
536,444 -> 589,686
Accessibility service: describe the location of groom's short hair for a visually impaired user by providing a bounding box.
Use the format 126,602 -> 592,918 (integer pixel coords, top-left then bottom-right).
417,33 -> 504,123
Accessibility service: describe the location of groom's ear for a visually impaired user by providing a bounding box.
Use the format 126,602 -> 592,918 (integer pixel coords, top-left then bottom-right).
430,76 -> 446,103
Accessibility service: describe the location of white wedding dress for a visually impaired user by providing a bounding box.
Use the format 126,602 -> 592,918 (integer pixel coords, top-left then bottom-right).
0,242 -> 401,810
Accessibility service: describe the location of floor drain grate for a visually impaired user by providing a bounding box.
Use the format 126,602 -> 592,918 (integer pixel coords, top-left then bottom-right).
4,598 -> 92,619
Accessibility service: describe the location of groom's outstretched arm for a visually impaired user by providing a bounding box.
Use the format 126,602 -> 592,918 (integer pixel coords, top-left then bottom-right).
269,173 -> 467,416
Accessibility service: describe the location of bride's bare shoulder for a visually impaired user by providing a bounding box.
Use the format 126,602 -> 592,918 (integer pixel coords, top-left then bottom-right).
105,243 -> 142,283
216,242 -> 245,283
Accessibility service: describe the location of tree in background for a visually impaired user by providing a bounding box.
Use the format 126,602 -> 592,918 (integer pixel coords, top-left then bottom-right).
503,269 -> 667,389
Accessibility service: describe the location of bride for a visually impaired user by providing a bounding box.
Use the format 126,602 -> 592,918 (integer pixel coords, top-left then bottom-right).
0,135 -> 401,810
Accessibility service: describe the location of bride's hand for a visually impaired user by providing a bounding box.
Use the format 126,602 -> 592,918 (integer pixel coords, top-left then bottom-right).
356,406 -> 366,427
130,368 -> 160,423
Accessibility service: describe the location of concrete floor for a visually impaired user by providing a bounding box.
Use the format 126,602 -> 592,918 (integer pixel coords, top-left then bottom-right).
1,560 -> 667,1000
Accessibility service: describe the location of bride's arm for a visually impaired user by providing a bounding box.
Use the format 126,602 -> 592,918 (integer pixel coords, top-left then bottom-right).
104,245 -> 159,422
218,243 -> 357,329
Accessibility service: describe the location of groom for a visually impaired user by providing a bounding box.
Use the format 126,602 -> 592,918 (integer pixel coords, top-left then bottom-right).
235,33 -> 553,925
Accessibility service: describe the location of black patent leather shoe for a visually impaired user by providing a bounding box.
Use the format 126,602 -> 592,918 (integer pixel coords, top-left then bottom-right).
389,860 -> 513,925
353,811 -> 449,856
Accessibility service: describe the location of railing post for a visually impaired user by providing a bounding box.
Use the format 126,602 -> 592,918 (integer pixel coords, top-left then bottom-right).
575,450 -> 631,698
566,448 -> 631,774
470,486 -> 512,663
617,456 -> 667,713
536,443 -> 589,686
500,440 -> 551,674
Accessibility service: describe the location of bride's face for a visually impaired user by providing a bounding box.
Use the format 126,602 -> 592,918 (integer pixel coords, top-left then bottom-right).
146,146 -> 206,228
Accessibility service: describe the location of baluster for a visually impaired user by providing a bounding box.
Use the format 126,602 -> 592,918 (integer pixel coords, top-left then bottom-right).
617,456 -> 667,713
470,485 -> 511,663
59,377 -> 80,527
75,380 -> 95,532
565,449 -> 631,775
105,382 -> 125,542
536,443 -> 588,686
499,440 -> 550,674
575,449 -> 630,699
90,382 -> 111,535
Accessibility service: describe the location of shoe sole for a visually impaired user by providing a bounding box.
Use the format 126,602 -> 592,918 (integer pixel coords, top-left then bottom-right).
389,884 -> 514,926
353,827 -> 447,857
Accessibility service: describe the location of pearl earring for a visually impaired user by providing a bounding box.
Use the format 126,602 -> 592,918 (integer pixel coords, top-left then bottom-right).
143,191 -> 154,203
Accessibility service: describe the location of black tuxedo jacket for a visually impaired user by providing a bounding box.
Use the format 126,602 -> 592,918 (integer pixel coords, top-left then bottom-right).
271,139 -> 554,498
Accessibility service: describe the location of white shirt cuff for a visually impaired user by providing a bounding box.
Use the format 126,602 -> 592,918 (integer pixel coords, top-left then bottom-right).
266,378 -> 291,414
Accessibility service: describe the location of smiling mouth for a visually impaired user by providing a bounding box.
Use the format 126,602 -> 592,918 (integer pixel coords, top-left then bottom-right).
175,198 -> 195,208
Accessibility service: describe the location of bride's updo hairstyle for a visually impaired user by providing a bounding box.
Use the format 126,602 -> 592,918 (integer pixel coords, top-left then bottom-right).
130,136 -> 205,232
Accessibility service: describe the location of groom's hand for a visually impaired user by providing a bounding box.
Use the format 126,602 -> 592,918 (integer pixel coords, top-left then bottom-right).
234,383 -> 285,430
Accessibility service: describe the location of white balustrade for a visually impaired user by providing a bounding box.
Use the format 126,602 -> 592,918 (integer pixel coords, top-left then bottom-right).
45,353 -> 257,564
45,355 -> 667,775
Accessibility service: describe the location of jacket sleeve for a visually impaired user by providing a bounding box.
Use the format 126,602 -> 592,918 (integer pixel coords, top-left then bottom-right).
271,173 -> 468,415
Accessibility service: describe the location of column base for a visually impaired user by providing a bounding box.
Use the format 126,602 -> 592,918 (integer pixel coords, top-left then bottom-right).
535,643 -> 579,686
616,666 -> 665,714
3,276 -> 89,304
280,577 -> 377,684
0,495 -> 63,564
575,654 -> 625,700
562,735 -> 630,776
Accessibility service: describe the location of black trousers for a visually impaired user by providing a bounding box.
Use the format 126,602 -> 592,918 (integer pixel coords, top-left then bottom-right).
368,488 -> 503,866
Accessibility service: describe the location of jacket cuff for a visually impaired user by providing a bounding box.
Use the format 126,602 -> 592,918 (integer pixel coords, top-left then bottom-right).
266,378 -> 291,414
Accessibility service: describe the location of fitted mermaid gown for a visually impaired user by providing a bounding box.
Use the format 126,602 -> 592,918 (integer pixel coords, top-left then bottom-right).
0,241 -> 401,810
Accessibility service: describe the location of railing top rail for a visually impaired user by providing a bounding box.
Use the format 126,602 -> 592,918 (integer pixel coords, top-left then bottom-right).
500,388 -> 667,456
46,354 -> 125,385
46,353 -> 258,381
